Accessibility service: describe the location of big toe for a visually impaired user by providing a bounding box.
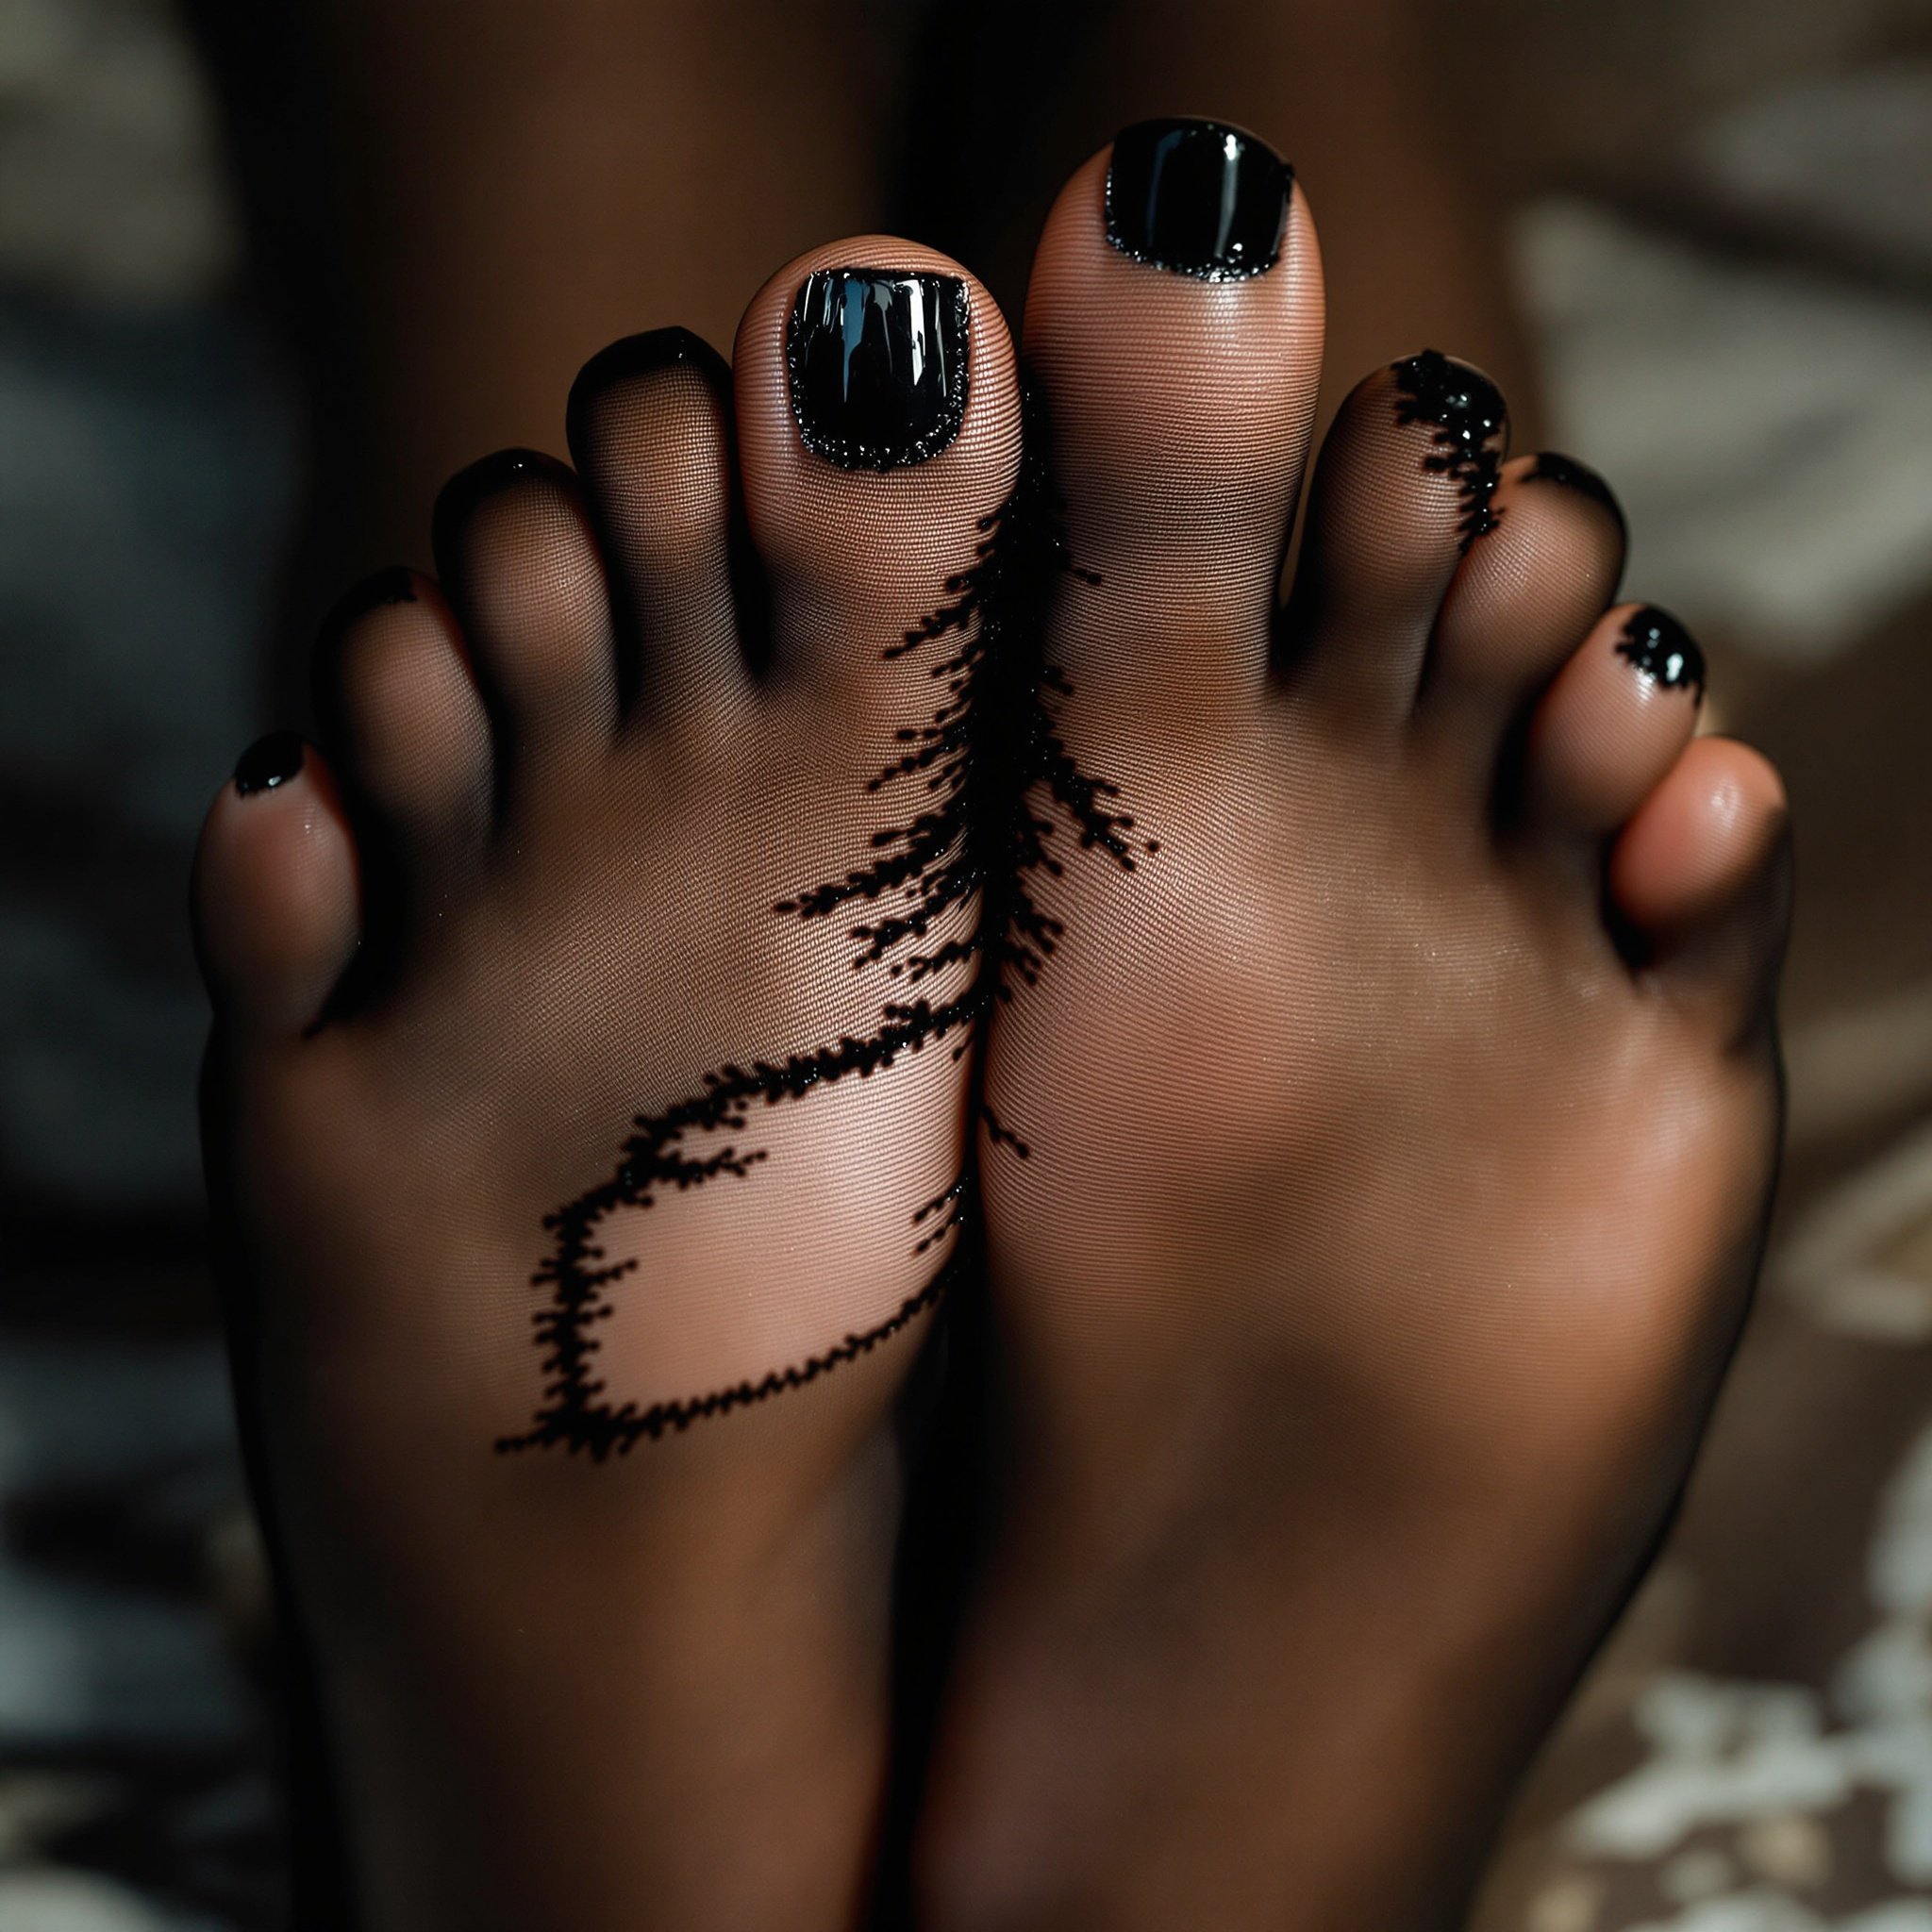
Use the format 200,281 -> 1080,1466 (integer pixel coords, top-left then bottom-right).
731,238 -> 1022,760
1024,120 -> 1323,714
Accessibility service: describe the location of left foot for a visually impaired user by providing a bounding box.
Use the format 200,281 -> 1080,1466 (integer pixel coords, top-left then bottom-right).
194,241 -> 1021,1929
918,122 -> 1791,1932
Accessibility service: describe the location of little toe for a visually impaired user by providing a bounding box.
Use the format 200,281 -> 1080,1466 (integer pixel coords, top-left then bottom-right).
1285,350 -> 1509,727
192,735 -> 360,1039
1417,452 -> 1626,785
314,567 -> 493,874
430,448 -> 619,772
1025,121 -> 1321,711
731,237 -> 1021,743
1610,736 -> 1792,1043
1522,604 -> 1707,849
566,328 -> 744,724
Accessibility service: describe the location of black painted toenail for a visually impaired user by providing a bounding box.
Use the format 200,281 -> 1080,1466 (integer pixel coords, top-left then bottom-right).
234,731 -> 304,797
1528,452 -> 1625,540
431,448 -> 575,578
787,270 -> 970,471
322,565 -> 418,641
1105,118 -> 1292,280
1391,350 -> 1507,550
1616,608 -> 1706,699
575,325 -> 725,388
566,327 -> 731,456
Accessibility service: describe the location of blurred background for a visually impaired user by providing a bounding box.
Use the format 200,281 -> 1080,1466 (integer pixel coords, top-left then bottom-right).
3,0 -> 1931,1925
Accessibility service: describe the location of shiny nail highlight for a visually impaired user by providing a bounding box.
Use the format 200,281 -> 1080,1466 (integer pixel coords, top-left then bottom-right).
1105,118 -> 1292,280
1617,608 -> 1705,698
234,732 -> 304,797
787,270 -> 969,471
1391,349 -> 1507,549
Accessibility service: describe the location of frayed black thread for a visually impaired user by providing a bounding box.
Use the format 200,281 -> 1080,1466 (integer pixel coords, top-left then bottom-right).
501,380 -> 1145,1457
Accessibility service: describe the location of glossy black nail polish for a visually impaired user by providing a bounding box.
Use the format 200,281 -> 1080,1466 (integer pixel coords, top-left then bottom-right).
566,327 -> 731,459
311,568 -> 421,735
1105,118 -> 1292,280
787,270 -> 970,470
234,731 -> 304,796
1391,349 -> 1507,549
1529,452 -> 1625,540
1617,608 -> 1705,698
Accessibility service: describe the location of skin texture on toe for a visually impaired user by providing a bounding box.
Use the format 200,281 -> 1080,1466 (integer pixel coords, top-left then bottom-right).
1613,736 -> 1791,1038
195,240 -> 1020,1932
193,738 -> 360,1035
1022,143 -> 1324,702
915,127 -> 1790,1932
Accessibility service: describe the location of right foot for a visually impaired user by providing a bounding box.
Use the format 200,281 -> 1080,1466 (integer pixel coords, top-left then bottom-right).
194,242 -> 1020,1929
918,121 -> 1792,1932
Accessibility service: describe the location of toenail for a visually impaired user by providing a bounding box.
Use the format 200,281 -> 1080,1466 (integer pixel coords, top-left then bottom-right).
576,325 -> 724,389
787,269 -> 970,471
1391,350 -> 1507,549
234,731 -> 305,796
431,448 -> 575,575
566,327 -> 729,453
322,565 -> 419,641
1616,608 -> 1706,699
1104,118 -> 1292,281
1527,452 -> 1625,540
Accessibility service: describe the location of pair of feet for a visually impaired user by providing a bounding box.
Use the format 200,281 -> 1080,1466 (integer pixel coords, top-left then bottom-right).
193,121 -> 1790,1930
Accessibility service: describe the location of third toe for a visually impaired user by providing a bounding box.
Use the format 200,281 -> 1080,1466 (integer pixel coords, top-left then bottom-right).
1415,450 -> 1626,784
430,448 -> 620,769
